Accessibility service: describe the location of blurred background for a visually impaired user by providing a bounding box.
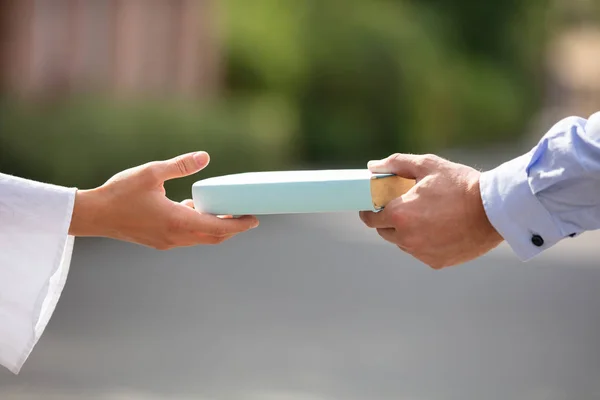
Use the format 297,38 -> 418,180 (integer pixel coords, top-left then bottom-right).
1,0 -> 599,196
1,1 -> 600,399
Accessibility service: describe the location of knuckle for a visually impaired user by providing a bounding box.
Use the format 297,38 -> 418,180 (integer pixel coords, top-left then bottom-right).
215,235 -> 229,244
390,210 -> 407,227
423,153 -> 439,162
211,226 -> 229,237
419,154 -> 439,168
420,255 -> 445,270
389,153 -> 403,165
167,215 -> 185,233
153,242 -> 171,251
412,181 -> 426,194
376,228 -> 390,241
142,162 -> 162,182
174,157 -> 191,175
145,160 -> 160,169
403,235 -> 423,251
396,244 -> 406,252
428,262 -> 445,270
206,235 -> 227,245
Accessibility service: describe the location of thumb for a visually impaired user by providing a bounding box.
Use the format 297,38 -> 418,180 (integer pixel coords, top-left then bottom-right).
367,153 -> 435,179
150,151 -> 210,182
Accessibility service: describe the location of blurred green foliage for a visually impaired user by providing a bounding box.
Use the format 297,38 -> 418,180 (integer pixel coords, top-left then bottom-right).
1,0 -> 554,198
0,95 -> 298,197
223,0 -> 549,161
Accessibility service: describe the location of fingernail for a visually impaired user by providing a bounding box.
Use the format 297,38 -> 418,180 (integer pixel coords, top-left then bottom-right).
367,160 -> 380,169
193,151 -> 209,167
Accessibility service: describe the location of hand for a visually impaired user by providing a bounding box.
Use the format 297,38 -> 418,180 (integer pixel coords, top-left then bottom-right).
69,151 -> 259,249
359,153 -> 503,269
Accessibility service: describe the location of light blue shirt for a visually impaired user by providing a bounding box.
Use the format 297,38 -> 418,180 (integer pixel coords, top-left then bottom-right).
479,111 -> 600,261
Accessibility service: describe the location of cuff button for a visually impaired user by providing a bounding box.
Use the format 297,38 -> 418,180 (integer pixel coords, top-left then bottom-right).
531,234 -> 544,247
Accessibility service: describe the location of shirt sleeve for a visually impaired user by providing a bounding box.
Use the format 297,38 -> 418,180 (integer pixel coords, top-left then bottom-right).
0,173 -> 77,374
479,111 -> 600,261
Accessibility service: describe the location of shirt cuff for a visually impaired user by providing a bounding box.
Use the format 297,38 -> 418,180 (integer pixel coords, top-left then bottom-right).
479,151 -> 565,261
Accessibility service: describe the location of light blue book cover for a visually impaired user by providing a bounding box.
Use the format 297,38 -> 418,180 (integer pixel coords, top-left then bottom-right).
192,169 -> 392,216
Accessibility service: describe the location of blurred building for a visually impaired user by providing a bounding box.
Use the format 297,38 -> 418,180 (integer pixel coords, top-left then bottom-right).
0,0 -> 220,99
525,4 -> 600,144
546,25 -> 600,118
544,0 -> 600,118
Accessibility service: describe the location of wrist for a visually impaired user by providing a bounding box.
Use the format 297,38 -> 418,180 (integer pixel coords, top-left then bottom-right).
468,171 -> 503,244
69,188 -> 107,237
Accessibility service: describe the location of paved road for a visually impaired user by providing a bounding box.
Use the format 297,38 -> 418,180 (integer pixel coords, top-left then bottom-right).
1,213 -> 599,400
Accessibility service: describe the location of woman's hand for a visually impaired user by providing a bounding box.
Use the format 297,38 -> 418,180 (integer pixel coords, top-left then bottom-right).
69,151 -> 259,249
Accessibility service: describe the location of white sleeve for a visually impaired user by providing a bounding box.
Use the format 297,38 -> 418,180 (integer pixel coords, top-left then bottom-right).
0,173 -> 76,374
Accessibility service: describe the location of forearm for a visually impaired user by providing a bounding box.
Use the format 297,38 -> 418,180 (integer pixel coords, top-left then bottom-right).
480,111 -> 600,260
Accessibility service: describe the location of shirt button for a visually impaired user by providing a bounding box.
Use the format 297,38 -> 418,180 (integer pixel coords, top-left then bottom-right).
531,234 -> 544,247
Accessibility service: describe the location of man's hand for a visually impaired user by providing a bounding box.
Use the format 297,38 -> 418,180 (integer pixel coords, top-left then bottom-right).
69,151 -> 259,250
359,153 -> 503,269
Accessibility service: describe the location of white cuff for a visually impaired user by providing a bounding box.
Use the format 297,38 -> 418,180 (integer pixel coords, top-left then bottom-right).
479,152 -> 565,261
0,175 -> 76,374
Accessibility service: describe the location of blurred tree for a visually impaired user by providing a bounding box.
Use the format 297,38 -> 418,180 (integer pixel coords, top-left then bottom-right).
222,0 -> 552,165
